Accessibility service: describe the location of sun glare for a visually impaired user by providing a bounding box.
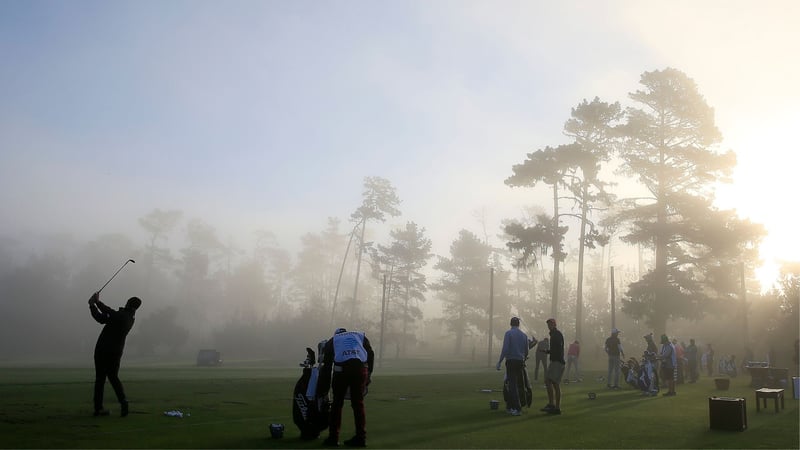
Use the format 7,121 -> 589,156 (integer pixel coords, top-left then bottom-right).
755,259 -> 779,293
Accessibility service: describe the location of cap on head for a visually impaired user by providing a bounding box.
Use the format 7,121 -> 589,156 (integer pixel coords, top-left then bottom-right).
546,318 -> 556,326
510,317 -> 520,327
335,327 -> 347,334
126,297 -> 142,311
660,334 -> 669,344
611,328 -> 620,334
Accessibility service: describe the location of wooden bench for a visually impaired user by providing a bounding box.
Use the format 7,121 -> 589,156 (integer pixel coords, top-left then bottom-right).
755,388 -> 784,413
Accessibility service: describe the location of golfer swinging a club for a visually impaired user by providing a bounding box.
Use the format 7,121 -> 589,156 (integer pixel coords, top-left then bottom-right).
88,291 -> 141,417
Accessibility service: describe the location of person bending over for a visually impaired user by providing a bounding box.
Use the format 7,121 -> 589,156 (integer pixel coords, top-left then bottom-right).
319,327 -> 375,447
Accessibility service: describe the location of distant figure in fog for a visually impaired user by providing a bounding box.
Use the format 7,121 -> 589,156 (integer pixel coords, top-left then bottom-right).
644,333 -> 658,354
605,328 -> 624,389
672,339 -> 685,384
705,343 -> 715,377
685,339 -> 699,383
566,340 -> 581,381
659,334 -> 677,396
89,292 -> 142,417
534,338 -> 549,381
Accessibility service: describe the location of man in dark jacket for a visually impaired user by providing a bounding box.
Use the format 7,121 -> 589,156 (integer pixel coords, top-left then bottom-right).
540,318 -> 565,415
88,292 -> 141,417
318,328 -> 374,448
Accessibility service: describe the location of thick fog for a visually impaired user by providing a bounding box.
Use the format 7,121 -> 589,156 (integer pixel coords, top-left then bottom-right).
0,2 -> 798,368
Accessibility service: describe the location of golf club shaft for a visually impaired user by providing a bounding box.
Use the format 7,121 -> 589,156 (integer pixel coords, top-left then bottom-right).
97,259 -> 135,294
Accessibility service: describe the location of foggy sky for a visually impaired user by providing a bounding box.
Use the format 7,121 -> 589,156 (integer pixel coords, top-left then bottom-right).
1,0 -> 798,288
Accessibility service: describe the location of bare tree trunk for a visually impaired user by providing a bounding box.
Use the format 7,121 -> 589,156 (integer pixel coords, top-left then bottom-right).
551,184 -> 560,320
575,183 -> 589,341
331,221 -> 359,329
351,220 -> 367,320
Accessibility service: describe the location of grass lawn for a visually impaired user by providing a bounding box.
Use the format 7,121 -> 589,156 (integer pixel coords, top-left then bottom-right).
0,361 -> 797,448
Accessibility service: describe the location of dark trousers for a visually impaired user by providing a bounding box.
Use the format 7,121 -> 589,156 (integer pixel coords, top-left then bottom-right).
94,353 -> 126,412
534,357 -> 548,380
688,359 -> 698,382
329,365 -> 368,440
505,359 -> 524,411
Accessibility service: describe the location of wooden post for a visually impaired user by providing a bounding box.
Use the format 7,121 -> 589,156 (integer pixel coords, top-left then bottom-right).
379,274 -> 387,368
610,266 -> 616,329
488,267 -> 494,368
740,262 -> 748,350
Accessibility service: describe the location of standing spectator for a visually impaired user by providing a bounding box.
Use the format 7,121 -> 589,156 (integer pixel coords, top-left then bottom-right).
794,339 -> 799,376
88,292 -> 142,417
319,328 -> 375,448
604,328 -> 625,389
705,343 -> 715,377
672,339 -> 685,384
534,338 -> 549,381
685,339 -> 699,383
660,334 -> 677,396
495,317 -> 529,416
540,318 -> 565,415
566,340 -> 581,381
644,333 -> 658,354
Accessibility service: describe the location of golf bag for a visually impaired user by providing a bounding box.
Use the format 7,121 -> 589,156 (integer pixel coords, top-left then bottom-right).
718,355 -> 737,377
621,357 -> 640,388
636,351 -> 659,395
293,342 -> 330,439
503,362 -> 533,410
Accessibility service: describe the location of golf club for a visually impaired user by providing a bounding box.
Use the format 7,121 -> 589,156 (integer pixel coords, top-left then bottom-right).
97,259 -> 135,294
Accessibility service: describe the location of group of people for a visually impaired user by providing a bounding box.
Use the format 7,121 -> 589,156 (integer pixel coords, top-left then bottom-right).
496,317 -> 565,416
494,317 -> 720,415
604,328 -> 721,397
88,293 -> 375,447
93,291 -> 773,446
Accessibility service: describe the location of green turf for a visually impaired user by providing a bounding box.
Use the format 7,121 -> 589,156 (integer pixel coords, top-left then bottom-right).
0,363 -> 797,448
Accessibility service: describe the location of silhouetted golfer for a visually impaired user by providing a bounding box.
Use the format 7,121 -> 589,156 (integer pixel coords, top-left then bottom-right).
88,292 -> 141,417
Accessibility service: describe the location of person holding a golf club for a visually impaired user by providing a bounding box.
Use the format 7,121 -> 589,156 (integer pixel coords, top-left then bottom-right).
319,327 -> 374,448
88,290 -> 141,417
496,316 -> 529,416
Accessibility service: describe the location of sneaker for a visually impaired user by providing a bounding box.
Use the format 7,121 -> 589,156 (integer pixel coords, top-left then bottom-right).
539,404 -> 555,412
93,409 -> 110,417
606,384 -> 613,389
662,391 -> 676,397
323,436 -> 340,447
508,409 -> 520,416
343,436 -> 366,447
120,401 -> 129,417
547,408 -> 562,415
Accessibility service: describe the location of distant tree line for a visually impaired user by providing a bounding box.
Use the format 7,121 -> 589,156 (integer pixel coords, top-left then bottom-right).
0,67 -> 796,366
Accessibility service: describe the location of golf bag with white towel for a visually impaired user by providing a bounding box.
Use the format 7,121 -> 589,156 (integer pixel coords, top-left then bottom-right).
292,341 -> 330,439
